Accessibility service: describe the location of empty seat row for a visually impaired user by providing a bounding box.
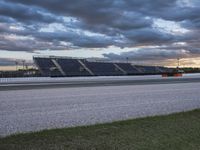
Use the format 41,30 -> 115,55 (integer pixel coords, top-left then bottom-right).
116,63 -> 141,74
135,66 -> 160,74
84,62 -> 123,76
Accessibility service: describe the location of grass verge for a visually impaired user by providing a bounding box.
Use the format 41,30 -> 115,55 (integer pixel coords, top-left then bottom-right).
1,109 -> 200,150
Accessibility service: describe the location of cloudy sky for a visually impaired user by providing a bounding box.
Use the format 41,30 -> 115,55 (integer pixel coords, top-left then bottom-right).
0,0 -> 200,69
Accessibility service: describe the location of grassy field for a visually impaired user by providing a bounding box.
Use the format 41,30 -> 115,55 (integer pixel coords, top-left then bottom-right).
1,109 -> 200,150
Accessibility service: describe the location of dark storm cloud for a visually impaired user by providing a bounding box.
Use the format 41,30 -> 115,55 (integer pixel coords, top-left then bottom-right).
0,15 -> 15,23
5,0 -> 175,24
0,0 -> 61,24
1,0 -> 200,63
0,23 -> 120,51
4,0 -> 154,32
103,47 -> 189,61
6,0 -> 118,23
123,28 -> 176,46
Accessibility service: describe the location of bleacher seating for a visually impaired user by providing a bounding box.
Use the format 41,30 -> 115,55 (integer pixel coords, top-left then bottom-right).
135,66 -> 160,74
116,63 -> 141,74
34,56 -> 172,77
57,59 -> 91,76
84,61 -> 123,76
33,57 -> 62,76
157,67 -> 173,73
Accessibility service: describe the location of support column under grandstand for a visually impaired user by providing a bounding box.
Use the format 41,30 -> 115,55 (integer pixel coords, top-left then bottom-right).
51,59 -> 66,76
77,60 -> 94,76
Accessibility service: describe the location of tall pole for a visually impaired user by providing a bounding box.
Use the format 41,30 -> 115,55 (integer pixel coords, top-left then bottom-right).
15,61 -> 18,71
126,57 -> 129,63
177,58 -> 180,69
22,60 -> 25,70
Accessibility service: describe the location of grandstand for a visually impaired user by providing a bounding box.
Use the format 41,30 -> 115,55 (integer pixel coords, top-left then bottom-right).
56,58 -> 91,76
33,57 -> 61,77
33,56 -> 172,77
84,61 -> 124,76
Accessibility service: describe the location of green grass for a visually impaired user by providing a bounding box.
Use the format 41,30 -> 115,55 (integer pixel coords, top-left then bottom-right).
1,109 -> 200,150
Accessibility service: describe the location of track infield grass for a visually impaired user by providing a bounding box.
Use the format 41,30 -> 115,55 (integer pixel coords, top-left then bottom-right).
0,109 -> 200,150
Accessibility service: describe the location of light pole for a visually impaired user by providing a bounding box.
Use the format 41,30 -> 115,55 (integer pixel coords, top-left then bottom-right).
126,57 -> 129,63
22,60 -> 25,70
15,61 -> 18,71
177,58 -> 180,69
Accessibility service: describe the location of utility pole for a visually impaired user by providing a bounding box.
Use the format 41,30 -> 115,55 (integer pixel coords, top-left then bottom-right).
25,64 -> 28,70
126,57 -> 129,63
15,60 -> 18,71
22,60 -> 25,70
177,58 -> 180,69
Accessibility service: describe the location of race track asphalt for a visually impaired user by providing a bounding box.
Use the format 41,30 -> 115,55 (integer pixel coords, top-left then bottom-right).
0,74 -> 200,136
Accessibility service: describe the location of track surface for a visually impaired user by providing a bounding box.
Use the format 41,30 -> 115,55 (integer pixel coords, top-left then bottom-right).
1,74 -> 200,91
1,74 -> 200,136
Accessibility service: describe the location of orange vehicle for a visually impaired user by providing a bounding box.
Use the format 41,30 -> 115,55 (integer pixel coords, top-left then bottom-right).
162,69 -> 184,77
